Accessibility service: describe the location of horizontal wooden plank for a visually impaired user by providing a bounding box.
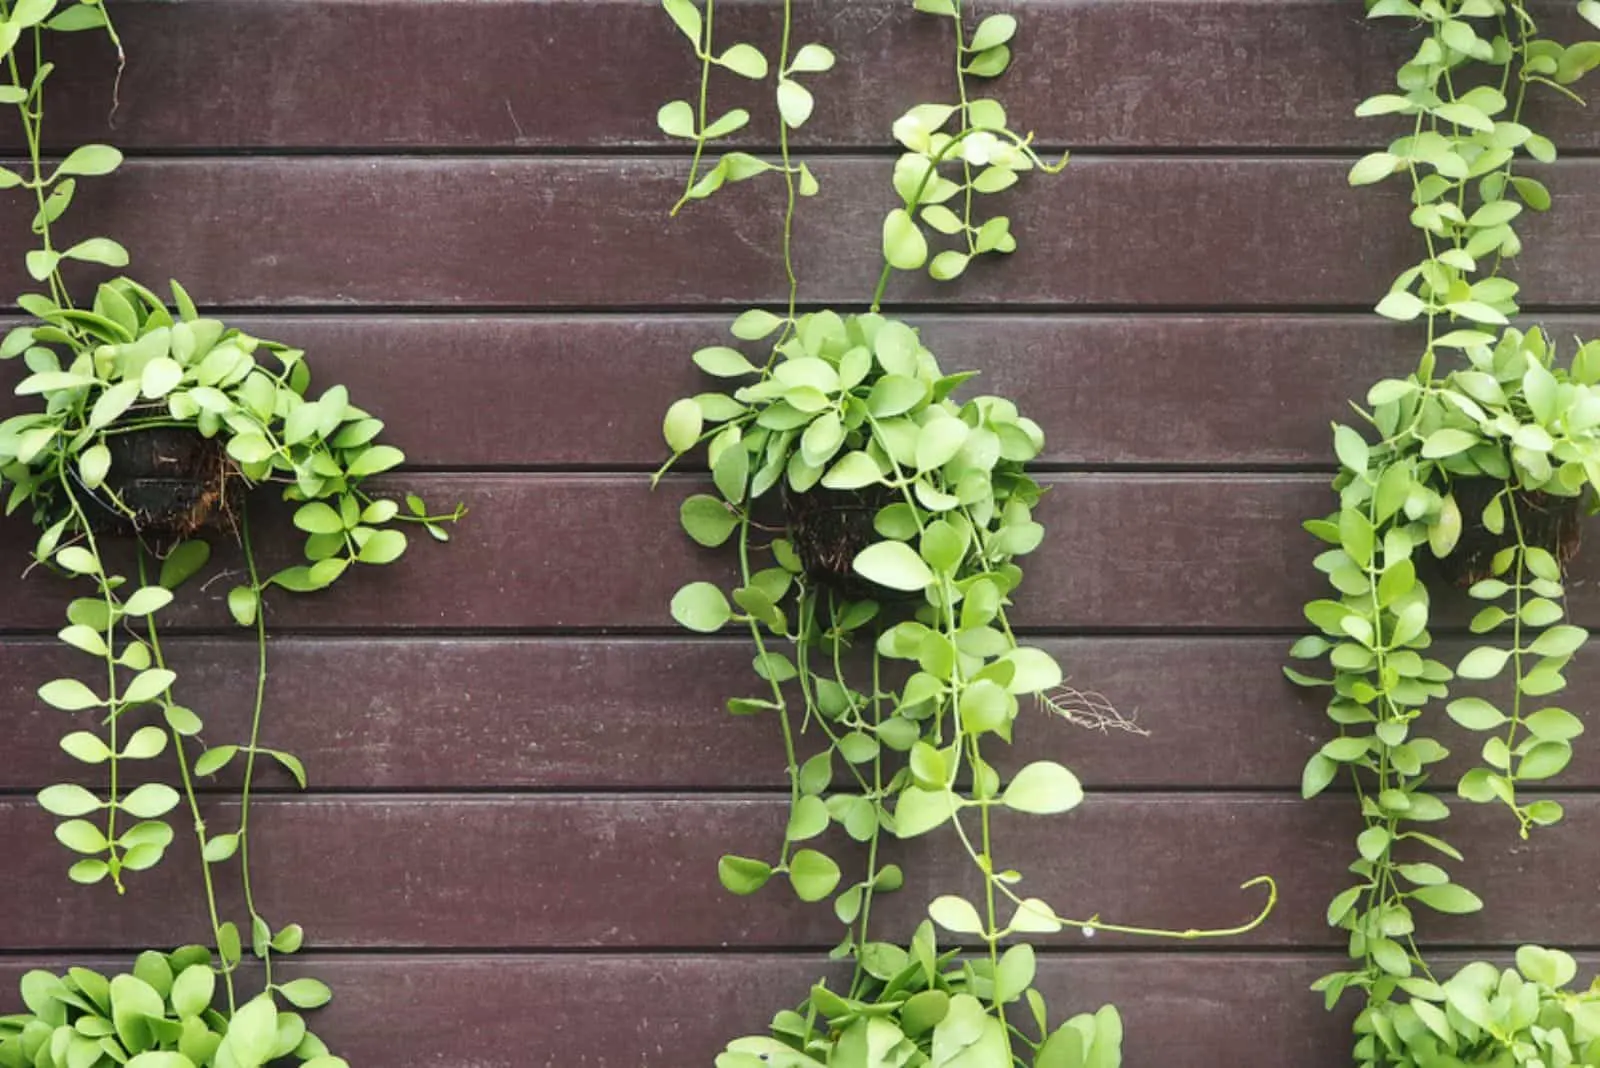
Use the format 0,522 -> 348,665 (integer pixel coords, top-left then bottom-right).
1,795 -> 1594,951
0,637 -> 1324,792
5,1 -> 1595,152
5,473 -> 1600,633
4,635 -> 1593,793
0,472 -> 1330,632
0,952 -> 1364,1067
13,313 -> 1599,470
3,158 -> 1600,308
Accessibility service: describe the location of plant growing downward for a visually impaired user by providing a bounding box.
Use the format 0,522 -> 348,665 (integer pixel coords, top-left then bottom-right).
0,2 -> 461,1065
1289,1 -> 1600,1064
653,1 -> 1277,1064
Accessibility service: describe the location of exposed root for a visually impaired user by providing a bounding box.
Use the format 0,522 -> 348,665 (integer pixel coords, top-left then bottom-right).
1038,684 -> 1150,737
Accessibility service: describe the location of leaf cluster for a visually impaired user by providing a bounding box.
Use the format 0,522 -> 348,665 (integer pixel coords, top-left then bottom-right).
0,950 -> 343,1068
1354,948 -> 1600,1067
714,921 -> 1122,1068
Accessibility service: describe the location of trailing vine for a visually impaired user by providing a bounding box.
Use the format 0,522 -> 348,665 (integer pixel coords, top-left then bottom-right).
1288,1 -> 1600,1063
655,2 -> 1277,1065
0,4 -> 462,1066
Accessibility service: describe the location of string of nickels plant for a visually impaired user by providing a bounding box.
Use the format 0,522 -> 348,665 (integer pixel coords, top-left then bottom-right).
1291,1 -> 1600,1062
2,7 -> 462,1062
654,4 -> 1280,1064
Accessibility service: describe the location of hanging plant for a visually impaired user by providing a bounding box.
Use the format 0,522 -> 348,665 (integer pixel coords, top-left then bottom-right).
0,2 -> 462,1065
1288,0 -> 1600,1063
654,1 -> 1277,1065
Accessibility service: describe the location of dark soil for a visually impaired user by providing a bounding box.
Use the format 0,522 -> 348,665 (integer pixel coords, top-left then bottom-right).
86,427 -> 241,542
1435,478 -> 1584,586
782,482 -> 905,599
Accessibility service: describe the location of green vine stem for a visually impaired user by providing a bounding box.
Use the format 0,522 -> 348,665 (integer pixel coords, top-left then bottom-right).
1290,1 -> 1600,1063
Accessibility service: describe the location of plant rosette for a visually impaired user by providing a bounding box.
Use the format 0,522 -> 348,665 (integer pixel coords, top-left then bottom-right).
0,278 -> 460,580
1295,325 -> 1597,836
663,307 -> 1049,613
1348,946 -> 1600,1067
0,948 -> 346,1068
712,920 -> 1124,1068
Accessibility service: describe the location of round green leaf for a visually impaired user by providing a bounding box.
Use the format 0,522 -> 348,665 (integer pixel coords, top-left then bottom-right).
680,495 -> 738,547
1410,883 -> 1483,915
121,726 -> 168,760
671,582 -> 732,633
776,78 -> 814,128
788,849 -> 841,902
693,346 -> 758,377
893,787 -> 954,838
718,855 -> 773,895
998,647 -> 1062,695
822,451 -> 883,491
852,541 -> 934,592
1002,761 -> 1084,815
60,730 -> 112,764
121,783 -> 180,819
228,586 -> 260,628
122,586 -> 174,618
927,895 -> 985,935
883,209 -> 929,271
1456,646 -> 1510,680
1446,697 -> 1506,731
357,529 -> 408,565
170,965 -> 215,1019
278,979 -> 332,1010
786,795 -> 830,842
39,678 -> 102,711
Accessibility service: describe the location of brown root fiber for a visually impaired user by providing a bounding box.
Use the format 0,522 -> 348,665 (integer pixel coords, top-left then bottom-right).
87,427 -> 242,542
782,483 -> 903,598
1435,478 -> 1584,587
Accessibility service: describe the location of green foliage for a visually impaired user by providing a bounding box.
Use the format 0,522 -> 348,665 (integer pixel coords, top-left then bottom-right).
710,921 -> 1126,1068
1294,1 -> 1600,1060
1,2 -> 461,1053
0,954 -> 347,1068
655,3 -> 1276,1066
1351,951 -> 1600,1067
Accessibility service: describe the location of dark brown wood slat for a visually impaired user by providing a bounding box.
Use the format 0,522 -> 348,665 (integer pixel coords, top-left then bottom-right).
0,472 -> 1332,633
5,1 -> 1595,152
5,635 -> 1592,793
0,637 -> 1328,791
3,158 -> 1600,308
0,953 -> 1364,1068
0,794 -> 1594,951
2,473 -> 1600,631
13,313 -> 1598,469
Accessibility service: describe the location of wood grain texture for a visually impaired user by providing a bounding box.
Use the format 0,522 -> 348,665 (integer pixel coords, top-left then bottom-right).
5,472 -> 1600,633
12,313 -> 1598,470
0,952 -> 1366,1068
4,635 -> 1594,793
1,795 -> 1594,951
3,159 -> 1600,308
3,0 -> 1594,152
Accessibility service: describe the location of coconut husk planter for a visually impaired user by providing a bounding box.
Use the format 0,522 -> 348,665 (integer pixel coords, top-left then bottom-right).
1435,477 -> 1585,587
85,426 -> 242,543
782,483 -> 910,600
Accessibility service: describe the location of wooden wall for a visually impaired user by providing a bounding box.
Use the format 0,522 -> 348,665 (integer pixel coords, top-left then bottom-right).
3,1 -> 1599,1064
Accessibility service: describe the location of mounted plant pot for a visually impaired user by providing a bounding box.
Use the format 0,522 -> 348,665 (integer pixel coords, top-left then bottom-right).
1435,476 -> 1585,587
782,482 -> 906,599
89,425 -> 242,541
